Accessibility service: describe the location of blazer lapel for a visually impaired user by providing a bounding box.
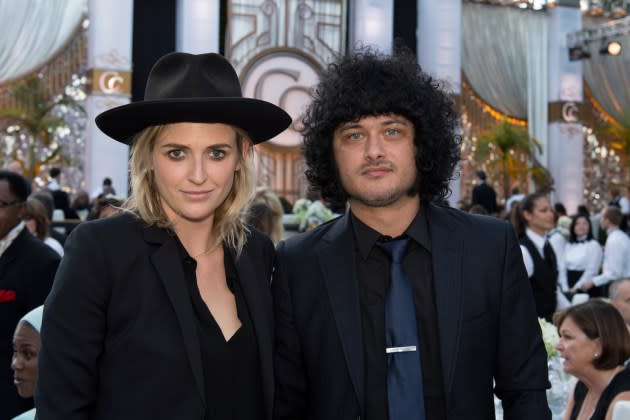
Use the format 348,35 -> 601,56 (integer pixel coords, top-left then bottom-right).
144,226 -> 205,407
427,204 -> 464,398
230,245 -> 274,420
0,228 -> 24,280
317,214 -> 365,411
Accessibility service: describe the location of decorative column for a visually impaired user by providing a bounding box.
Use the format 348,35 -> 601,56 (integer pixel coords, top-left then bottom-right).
85,0 -> 133,197
176,0 -> 220,53
348,0 -> 394,53
547,0 -> 583,213
416,0 -> 462,206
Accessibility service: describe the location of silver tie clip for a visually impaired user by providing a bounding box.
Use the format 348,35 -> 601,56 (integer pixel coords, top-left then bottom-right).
386,346 -> 417,354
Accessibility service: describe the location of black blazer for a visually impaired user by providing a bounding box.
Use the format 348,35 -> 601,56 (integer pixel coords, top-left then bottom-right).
36,212 -> 275,420
0,228 -> 60,420
273,204 -> 550,420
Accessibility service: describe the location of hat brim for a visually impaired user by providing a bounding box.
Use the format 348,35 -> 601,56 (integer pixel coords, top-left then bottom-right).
95,97 -> 292,145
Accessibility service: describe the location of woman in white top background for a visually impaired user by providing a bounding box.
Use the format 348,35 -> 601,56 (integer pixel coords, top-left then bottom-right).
566,214 -> 603,298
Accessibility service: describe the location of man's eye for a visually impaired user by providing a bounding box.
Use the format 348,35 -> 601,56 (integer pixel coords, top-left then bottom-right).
168,150 -> 184,159
385,128 -> 400,136
346,132 -> 362,140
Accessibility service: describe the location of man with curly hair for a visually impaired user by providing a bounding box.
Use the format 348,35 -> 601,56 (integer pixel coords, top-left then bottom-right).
272,48 -> 550,420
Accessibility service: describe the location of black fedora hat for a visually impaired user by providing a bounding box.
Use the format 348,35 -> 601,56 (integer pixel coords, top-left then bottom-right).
95,52 -> 292,144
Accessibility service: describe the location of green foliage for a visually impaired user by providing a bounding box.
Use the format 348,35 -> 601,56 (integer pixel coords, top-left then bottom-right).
0,77 -> 84,178
601,110 -> 630,172
474,119 -> 553,198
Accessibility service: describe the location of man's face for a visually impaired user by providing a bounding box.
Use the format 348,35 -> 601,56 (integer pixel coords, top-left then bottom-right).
612,281 -> 630,327
0,180 -> 24,239
332,114 -> 417,208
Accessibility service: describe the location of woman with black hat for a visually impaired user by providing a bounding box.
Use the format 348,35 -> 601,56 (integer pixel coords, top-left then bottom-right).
36,52 -> 291,420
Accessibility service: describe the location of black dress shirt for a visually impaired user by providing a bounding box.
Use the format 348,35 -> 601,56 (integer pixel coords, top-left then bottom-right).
179,243 -> 265,420
351,209 -> 446,420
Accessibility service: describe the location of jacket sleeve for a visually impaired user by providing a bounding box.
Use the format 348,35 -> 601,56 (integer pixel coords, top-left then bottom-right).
36,223 -> 111,419
272,240 -> 308,420
494,223 -> 551,420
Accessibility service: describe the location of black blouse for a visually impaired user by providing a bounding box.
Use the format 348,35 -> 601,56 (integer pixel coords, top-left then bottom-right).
180,243 -> 264,420
570,367 -> 630,420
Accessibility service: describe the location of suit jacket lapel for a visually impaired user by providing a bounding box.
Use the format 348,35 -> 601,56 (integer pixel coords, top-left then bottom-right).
144,226 -> 205,407
318,214 -> 365,411
427,204 -> 464,397
0,228 -> 24,280
230,245 -> 274,420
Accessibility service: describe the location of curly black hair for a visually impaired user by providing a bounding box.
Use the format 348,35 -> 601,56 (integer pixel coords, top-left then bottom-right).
301,47 -> 461,204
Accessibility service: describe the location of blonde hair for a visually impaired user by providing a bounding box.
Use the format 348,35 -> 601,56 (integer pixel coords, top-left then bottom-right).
123,124 -> 256,255
246,187 -> 284,243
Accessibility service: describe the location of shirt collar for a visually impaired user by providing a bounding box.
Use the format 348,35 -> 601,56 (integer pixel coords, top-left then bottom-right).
350,204 -> 431,260
525,227 -> 547,249
0,221 -> 25,257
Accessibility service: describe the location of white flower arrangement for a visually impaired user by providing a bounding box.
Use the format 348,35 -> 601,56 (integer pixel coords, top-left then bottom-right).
538,317 -> 560,360
292,198 -> 334,232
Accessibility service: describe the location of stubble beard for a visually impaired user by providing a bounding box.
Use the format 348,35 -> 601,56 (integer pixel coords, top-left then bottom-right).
345,178 -> 418,209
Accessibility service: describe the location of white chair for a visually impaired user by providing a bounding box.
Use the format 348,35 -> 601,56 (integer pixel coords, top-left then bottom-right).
612,400 -> 630,420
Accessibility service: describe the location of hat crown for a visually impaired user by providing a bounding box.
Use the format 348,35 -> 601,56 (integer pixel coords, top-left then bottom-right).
144,52 -> 242,101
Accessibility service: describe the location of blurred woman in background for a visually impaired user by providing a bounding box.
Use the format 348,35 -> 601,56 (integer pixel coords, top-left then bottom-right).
566,214 -> 603,298
554,300 -> 630,420
22,197 -> 63,257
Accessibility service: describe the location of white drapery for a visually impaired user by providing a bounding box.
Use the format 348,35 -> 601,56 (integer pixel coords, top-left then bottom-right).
0,0 -> 86,84
462,4 -> 547,144
462,3 -> 530,119
583,17 -> 630,121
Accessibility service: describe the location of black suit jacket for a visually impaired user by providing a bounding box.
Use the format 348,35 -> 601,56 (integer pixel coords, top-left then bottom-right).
0,228 -> 60,420
273,204 -> 550,420
36,212 -> 275,420
472,182 -> 498,214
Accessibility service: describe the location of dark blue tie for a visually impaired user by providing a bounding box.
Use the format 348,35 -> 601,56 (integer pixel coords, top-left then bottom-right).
378,238 -> 425,420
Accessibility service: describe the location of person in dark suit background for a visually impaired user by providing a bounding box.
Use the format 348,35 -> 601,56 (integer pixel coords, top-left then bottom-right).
272,48 -> 550,420
0,171 -> 60,420
471,170 -> 498,214
36,52 -> 291,420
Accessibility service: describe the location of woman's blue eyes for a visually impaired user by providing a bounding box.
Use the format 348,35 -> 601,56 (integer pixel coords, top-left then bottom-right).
168,150 -> 184,159
167,149 -> 226,160
210,149 -> 226,159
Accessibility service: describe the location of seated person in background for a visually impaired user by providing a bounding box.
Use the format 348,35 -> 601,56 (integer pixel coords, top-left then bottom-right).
86,196 -> 122,221
30,192 -> 66,246
610,279 -> 630,330
11,306 -> 43,420
22,198 -> 64,257
277,196 -> 294,214
70,191 -> 91,221
468,203 -> 488,215
246,188 -> 284,244
566,214 -> 603,297
554,202 -> 567,219
554,299 -> 630,420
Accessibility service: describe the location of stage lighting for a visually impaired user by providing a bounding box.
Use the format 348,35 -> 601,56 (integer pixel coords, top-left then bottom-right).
569,45 -> 591,61
600,40 -> 622,56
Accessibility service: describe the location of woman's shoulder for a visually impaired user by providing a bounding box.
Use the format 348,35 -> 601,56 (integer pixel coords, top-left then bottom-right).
610,367 -> 630,389
71,211 -> 144,238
